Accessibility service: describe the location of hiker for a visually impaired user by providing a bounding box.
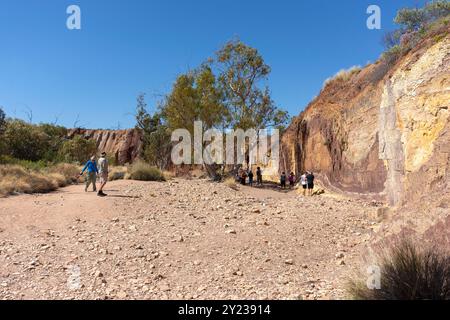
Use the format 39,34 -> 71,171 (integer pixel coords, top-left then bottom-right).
240,170 -> 247,186
300,172 -> 308,196
248,170 -> 254,187
306,171 -> 315,196
280,172 -> 287,189
80,155 -> 98,192
97,152 -> 109,197
235,172 -> 240,183
256,167 -> 263,186
289,172 -> 296,188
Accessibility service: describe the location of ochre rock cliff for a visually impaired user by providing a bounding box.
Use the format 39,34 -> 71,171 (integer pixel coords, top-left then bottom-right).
67,128 -> 142,165
280,34 -> 449,207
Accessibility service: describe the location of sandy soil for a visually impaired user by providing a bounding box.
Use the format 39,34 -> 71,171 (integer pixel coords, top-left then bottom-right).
0,179 -> 382,300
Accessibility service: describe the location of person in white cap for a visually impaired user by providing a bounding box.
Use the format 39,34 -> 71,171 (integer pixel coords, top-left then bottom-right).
97,152 -> 109,197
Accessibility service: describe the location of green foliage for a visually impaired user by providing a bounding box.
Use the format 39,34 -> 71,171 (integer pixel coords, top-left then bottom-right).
394,1 -> 450,32
216,39 -> 289,131
395,8 -> 427,31
0,107 -> 6,154
58,135 -> 97,164
381,45 -> 404,66
349,240 -> 450,300
381,1 -> 450,63
136,93 -> 160,135
161,65 -> 227,134
1,119 -> 52,161
0,116 -> 68,163
129,161 -> 166,181
382,30 -> 403,49
0,107 -> 5,134
143,125 -> 172,170
135,93 -> 173,169
0,155 -> 48,171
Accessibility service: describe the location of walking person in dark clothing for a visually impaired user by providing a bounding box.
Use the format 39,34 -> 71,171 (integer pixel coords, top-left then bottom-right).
289,172 -> 296,189
306,171 -> 315,196
256,167 -> 263,186
248,170 -> 254,187
240,170 -> 247,186
280,172 -> 287,189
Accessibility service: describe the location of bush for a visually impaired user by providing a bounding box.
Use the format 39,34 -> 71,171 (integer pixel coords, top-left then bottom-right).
323,66 -> 361,87
0,107 -> 5,134
224,176 -> 239,191
129,161 -> 165,181
109,166 -> 128,181
58,135 -> 97,164
0,163 -> 80,197
0,165 -> 58,196
47,163 -> 81,184
381,45 -> 404,66
1,120 -> 52,161
349,240 -> 450,300
0,155 -> 48,171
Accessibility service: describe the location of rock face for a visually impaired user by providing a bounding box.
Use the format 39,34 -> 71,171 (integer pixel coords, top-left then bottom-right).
67,129 -> 142,165
280,34 -> 449,206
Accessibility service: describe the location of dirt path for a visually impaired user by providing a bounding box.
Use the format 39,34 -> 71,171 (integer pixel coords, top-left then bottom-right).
0,179 -> 381,300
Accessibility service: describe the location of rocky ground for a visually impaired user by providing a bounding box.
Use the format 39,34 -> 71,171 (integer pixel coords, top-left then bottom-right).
0,179 -> 383,300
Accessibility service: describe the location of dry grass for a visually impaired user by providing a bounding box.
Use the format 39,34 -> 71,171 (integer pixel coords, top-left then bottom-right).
162,170 -> 176,180
109,166 -> 128,181
128,161 -> 165,182
348,240 -> 450,300
0,163 -> 80,197
224,176 -> 239,191
323,65 -> 362,87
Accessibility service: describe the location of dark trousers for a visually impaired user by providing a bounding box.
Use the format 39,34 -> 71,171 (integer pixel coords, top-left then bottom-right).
257,176 -> 262,185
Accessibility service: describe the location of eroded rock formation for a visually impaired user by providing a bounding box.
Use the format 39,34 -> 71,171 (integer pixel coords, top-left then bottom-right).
281,34 -> 449,207
67,128 -> 142,165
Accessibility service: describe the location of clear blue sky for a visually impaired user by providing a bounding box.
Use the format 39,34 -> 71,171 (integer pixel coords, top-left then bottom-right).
0,0 -> 427,129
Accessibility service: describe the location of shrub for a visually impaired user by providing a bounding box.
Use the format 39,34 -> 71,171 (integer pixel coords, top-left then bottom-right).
0,107 -> 5,135
128,161 -> 165,181
0,163 -> 80,197
109,166 -> 128,181
224,176 -> 239,191
0,165 -> 58,196
349,240 -> 450,300
381,45 -> 404,66
323,66 -> 361,87
58,135 -> 97,164
0,155 -> 47,171
1,120 -> 52,161
47,163 -> 80,184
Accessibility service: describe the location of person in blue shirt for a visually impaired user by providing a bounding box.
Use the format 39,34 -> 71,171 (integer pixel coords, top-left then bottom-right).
80,155 -> 99,192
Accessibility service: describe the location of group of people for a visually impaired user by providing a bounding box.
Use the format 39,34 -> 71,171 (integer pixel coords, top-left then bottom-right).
279,172 -> 297,189
236,167 -> 263,187
236,167 -> 316,195
79,152 -> 109,197
281,171 -> 315,195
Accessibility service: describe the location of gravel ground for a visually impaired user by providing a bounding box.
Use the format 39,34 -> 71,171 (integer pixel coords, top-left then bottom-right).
0,179 -> 382,300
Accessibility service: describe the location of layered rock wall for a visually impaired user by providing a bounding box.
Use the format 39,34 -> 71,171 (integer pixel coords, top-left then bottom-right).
280,35 -> 450,206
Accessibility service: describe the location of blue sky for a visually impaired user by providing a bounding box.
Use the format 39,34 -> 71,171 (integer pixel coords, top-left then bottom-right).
0,0 -> 427,129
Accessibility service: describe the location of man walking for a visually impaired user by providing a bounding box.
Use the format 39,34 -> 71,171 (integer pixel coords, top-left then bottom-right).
256,167 -> 263,186
306,171 -> 315,196
300,172 -> 308,196
97,152 -> 109,197
248,170 -> 254,187
80,155 -> 98,192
